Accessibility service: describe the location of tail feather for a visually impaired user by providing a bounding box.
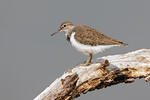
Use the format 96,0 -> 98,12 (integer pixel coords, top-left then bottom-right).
118,41 -> 128,46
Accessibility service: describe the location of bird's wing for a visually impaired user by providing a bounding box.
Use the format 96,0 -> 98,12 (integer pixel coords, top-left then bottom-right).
73,25 -> 127,46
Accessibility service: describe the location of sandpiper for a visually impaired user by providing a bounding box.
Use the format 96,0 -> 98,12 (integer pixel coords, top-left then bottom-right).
51,21 -> 127,66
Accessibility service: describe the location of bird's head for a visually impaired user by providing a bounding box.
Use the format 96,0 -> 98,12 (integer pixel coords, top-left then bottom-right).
51,21 -> 74,36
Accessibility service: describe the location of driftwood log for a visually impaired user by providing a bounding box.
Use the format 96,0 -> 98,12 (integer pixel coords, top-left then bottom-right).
34,49 -> 150,100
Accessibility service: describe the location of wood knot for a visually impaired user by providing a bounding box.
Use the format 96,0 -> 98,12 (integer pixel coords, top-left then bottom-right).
102,59 -> 110,67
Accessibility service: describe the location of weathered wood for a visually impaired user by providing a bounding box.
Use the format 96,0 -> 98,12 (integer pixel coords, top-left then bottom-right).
34,49 -> 150,100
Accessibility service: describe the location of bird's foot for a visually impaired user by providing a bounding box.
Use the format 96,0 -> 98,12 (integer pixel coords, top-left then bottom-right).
79,62 -> 91,66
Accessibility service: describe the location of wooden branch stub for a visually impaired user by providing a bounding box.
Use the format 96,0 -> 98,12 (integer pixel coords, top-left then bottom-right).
34,49 -> 150,100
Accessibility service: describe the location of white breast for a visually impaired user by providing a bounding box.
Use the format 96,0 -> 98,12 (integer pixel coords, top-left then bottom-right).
70,32 -> 118,55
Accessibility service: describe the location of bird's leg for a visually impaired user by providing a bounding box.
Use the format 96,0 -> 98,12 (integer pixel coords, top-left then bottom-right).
86,53 -> 92,64
80,53 -> 93,66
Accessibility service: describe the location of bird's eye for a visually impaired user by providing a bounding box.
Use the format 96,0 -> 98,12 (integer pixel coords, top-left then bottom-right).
63,24 -> 66,27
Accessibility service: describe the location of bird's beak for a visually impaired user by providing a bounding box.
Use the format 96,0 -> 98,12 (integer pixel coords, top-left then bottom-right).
51,31 -> 59,36
51,28 -> 62,36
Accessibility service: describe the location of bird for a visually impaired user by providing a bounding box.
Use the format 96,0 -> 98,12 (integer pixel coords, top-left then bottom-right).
51,21 -> 127,66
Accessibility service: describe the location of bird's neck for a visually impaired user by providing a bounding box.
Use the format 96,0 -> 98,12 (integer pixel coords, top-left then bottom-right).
64,26 -> 75,37
64,26 -> 75,42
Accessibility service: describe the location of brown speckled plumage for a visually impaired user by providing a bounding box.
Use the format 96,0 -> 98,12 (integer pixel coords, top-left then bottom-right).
72,25 -> 127,46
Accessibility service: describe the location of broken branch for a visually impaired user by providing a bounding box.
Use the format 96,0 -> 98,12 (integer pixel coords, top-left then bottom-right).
34,49 -> 150,100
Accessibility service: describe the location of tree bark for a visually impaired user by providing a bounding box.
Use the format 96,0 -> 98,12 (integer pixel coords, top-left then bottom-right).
34,49 -> 150,100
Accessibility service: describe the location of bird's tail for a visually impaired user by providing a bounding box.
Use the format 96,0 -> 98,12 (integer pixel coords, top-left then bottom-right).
118,41 -> 128,46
